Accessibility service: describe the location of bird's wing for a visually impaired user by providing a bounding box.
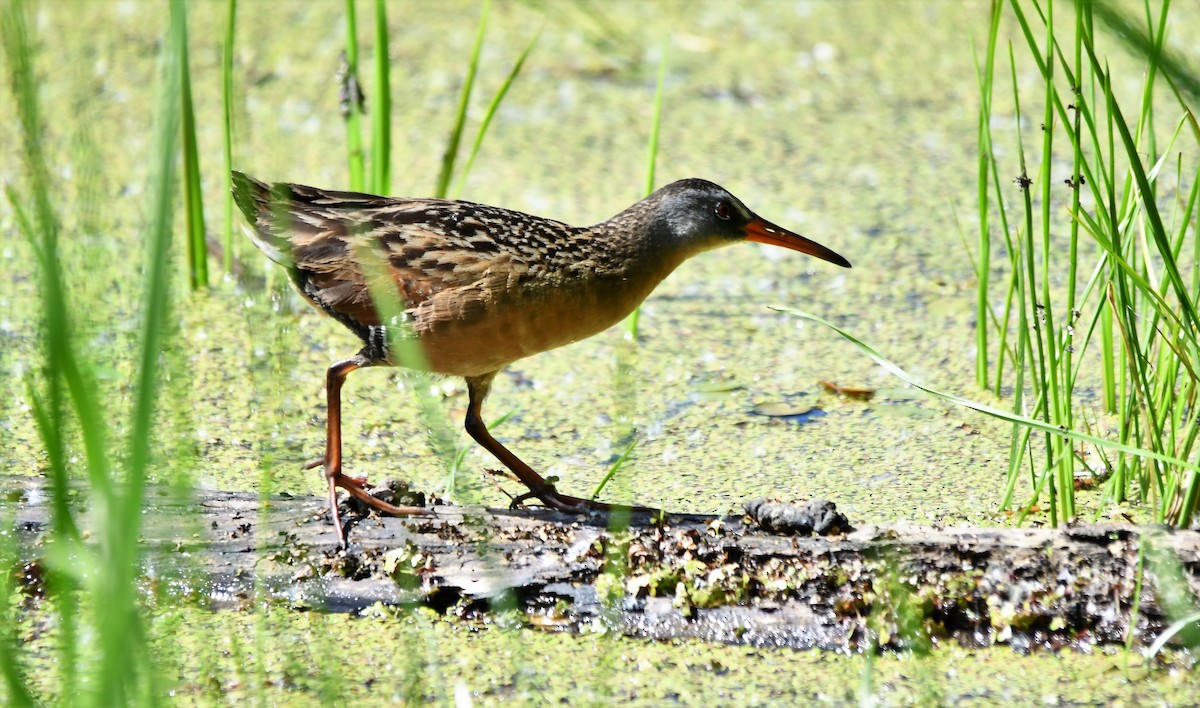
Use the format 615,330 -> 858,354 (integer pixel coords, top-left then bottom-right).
232,172 -> 567,327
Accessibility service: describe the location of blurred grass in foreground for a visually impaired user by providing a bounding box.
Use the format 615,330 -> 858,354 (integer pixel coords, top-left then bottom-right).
1,0 -> 184,700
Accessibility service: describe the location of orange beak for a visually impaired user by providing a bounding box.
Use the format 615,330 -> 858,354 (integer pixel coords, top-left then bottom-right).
744,217 -> 851,268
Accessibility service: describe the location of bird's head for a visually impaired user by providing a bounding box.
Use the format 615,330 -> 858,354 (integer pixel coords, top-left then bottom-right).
640,178 -> 851,268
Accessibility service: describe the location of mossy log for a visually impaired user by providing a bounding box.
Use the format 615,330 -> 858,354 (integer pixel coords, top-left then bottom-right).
8,478 -> 1200,652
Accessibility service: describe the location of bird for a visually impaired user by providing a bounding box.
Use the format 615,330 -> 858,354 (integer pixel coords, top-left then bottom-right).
232,171 -> 850,545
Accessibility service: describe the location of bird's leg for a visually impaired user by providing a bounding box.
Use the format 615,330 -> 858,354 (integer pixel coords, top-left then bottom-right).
464,375 -> 659,515
316,352 -> 426,546
302,358 -> 364,485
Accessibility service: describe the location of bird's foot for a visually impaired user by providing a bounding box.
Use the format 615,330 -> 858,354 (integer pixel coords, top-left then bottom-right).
305,458 -> 368,487
315,464 -> 429,547
510,486 -> 660,517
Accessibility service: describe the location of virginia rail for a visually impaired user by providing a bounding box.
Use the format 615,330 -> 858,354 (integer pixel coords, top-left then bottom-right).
232,172 -> 850,544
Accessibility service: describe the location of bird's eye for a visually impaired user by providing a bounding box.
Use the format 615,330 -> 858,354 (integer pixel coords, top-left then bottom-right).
714,202 -> 731,221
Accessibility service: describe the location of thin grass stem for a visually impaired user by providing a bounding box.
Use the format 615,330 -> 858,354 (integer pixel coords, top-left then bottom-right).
625,36 -> 669,342
435,0 -> 491,198
453,24 -> 542,199
974,0 -> 1002,390
371,0 -> 390,194
343,0 -> 366,191
591,436 -> 640,501
179,0 -> 207,289
221,0 -> 237,274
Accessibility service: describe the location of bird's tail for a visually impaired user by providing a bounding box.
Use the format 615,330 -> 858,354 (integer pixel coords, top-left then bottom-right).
230,170 -> 296,268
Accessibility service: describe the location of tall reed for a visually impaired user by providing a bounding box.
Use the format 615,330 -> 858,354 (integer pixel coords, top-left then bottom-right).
973,0 -> 1199,526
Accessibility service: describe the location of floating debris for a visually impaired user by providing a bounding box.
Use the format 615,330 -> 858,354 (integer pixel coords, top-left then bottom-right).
743,498 -> 852,535
751,401 -> 825,423
818,379 -> 875,400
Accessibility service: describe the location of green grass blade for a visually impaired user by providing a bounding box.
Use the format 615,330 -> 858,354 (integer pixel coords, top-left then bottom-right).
93,1 -> 184,700
591,436 -> 639,501
973,0 -> 1002,389
625,36 -> 669,342
0,487 -> 34,704
1143,537 -> 1200,652
1037,0 -> 1072,521
642,35 -> 668,199
435,0 -> 490,198
6,188 -> 81,544
991,0 -> 1200,525
2,2 -> 88,693
1147,610 -> 1200,657
371,0 -> 391,194
1089,0 -> 1200,104
453,23 -> 542,199
775,306 -> 1200,480
4,0 -> 111,497
221,0 -> 237,274
343,0 -> 366,191
5,0 -> 185,699
0,507 -> 34,706
1082,30 -> 1199,339
127,7 -> 183,519
178,0 -> 207,289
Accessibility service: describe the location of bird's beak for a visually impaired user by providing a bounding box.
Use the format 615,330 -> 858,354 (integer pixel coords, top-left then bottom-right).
743,217 -> 851,268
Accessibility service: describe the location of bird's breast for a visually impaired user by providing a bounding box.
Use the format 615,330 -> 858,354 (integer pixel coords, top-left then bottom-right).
405,266 -> 671,377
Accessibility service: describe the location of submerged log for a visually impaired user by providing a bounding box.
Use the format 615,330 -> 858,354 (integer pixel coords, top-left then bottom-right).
7,476 -> 1200,652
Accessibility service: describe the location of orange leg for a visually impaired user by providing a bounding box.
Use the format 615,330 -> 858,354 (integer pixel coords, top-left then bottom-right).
315,353 -> 425,546
464,374 -> 659,516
